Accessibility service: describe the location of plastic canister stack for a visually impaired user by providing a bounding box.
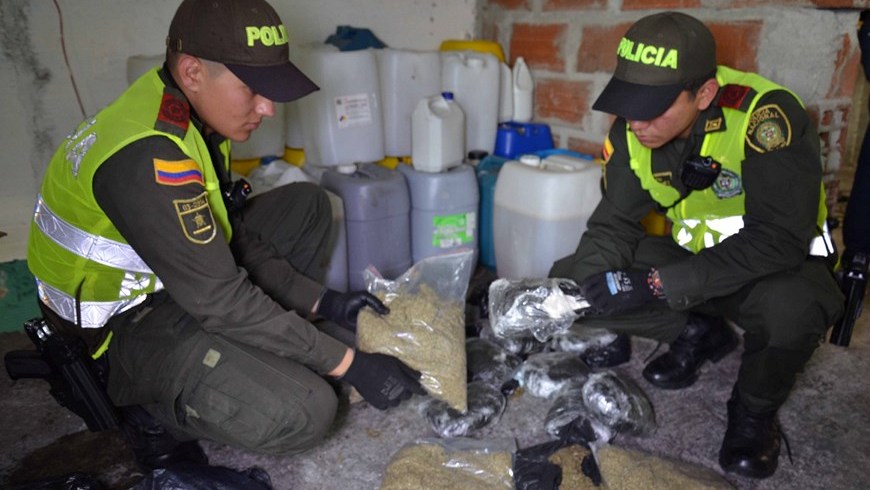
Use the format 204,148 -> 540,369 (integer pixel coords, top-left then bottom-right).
475,154 -> 508,270
376,48 -> 442,158
411,92 -> 465,173
512,57 -> 534,123
397,163 -> 479,265
294,45 -> 385,167
320,163 -> 411,290
493,153 -> 601,279
440,51 -> 501,155
494,122 -> 554,159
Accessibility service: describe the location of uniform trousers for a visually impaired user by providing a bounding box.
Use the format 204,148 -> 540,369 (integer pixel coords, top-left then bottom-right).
551,236 -> 844,413
106,182 -> 350,455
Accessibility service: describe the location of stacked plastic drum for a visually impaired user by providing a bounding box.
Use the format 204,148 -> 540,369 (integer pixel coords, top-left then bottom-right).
401,92 -> 478,265
493,153 -> 601,279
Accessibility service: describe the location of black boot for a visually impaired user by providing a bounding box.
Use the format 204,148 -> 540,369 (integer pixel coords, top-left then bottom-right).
719,393 -> 782,479
581,333 -> 632,368
642,313 -> 737,389
118,405 -> 208,471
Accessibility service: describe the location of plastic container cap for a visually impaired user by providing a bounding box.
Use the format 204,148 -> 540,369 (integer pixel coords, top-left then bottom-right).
442,91 -> 454,101
519,154 -> 542,167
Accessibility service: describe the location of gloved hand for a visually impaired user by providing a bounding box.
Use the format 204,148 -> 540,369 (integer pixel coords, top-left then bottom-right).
317,289 -> 389,331
341,351 -> 425,410
580,268 -> 665,316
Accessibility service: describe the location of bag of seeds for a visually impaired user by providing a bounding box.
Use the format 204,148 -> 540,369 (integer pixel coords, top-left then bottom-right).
380,437 -> 516,490
358,249 -> 474,412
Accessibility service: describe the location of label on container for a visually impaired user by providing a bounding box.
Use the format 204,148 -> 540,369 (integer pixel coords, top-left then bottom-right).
432,212 -> 476,248
334,93 -> 373,129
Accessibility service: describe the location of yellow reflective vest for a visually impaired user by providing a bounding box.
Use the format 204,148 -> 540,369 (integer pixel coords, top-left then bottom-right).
28,68 -> 232,335
626,66 -> 828,254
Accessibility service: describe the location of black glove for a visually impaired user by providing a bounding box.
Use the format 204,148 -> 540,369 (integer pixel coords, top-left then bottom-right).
318,289 -> 389,331
341,351 -> 425,410
580,269 -> 665,316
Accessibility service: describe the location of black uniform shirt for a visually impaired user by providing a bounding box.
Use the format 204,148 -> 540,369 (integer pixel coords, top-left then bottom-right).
91,79 -> 348,374
569,88 -> 824,310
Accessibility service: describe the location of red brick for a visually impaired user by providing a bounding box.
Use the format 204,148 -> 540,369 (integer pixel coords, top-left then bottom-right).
510,23 -> 568,71
488,0 -> 530,9
535,78 -> 592,124
708,21 -> 762,73
577,22 -> 633,73
812,0 -> 867,7
543,0 -> 606,10
622,0 -> 700,8
828,34 -> 860,98
567,137 -> 606,158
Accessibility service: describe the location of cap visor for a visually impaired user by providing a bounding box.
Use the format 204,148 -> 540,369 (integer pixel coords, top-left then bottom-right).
592,77 -> 684,121
226,61 -> 319,103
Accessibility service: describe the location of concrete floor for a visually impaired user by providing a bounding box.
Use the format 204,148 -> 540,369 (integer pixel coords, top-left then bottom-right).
2,275 -> 869,489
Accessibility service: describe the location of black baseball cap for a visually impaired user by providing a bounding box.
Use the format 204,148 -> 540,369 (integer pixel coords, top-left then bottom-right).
166,0 -> 318,103
592,12 -> 717,121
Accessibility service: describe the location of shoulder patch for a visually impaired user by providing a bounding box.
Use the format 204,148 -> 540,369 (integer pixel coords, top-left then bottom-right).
718,84 -> 755,112
746,104 -> 792,153
154,158 -> 204,186
155,87 -> 190,137
173,192 -> 216,244
602,136 -> 614,164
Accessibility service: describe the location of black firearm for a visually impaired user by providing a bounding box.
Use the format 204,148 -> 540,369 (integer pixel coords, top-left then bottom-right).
4,317 -> 118,431
830,252 -> 868,347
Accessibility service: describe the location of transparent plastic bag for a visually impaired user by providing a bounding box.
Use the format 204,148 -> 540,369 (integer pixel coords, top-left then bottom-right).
548,326 -> 618,355
512,351 -> 591,399
543,379 -> 613,444
380,437 -> 516,490
582,371 -> 656,437
424,381 -> 507,438
478,319 -> 545,357
466,337 -> 523,388
358,249 -> 475,412
488,278 -> 589,342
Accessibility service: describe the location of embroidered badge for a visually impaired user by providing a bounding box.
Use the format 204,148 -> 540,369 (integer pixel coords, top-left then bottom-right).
712,168 -> 743,199
653,171 -> 673,186
173,192 -> 216,244
718,84 -> 752,110
154,159 -> 204,186
746,104 -> 792,153
157,90 -> 189,132
704,117 -> 723,132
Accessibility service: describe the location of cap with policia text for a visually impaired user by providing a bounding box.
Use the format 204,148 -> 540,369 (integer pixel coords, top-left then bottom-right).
592,12 -> 717,121
166,0 -> 318,103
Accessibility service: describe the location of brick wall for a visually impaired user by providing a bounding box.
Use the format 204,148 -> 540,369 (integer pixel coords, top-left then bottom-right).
480,0 -> 864,193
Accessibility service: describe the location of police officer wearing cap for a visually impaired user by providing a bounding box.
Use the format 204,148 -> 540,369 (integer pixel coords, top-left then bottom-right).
27,0 -> 423,468
549,12 -> 844,479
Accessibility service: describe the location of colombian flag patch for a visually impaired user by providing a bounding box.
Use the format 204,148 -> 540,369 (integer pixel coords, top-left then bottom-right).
602,136 -> 614,164
154,159 -> 204,186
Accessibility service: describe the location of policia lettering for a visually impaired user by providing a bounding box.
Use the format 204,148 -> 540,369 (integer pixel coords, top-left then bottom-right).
617,37 -> 678,69
245,25 -> 288,47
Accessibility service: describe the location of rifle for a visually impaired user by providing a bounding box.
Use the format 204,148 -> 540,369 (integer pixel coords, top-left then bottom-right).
4,317 -> 118,431
830,252 -> 868,347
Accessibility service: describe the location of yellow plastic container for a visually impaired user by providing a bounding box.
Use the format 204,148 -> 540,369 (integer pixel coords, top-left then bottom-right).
230,157 -> 262,176
439,40 -> 505,63
282,147 -> 306,167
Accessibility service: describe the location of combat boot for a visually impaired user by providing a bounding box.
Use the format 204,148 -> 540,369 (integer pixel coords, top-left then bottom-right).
118,405 -> 208,471
719,393 -> 782,479
642,313 -> 737,389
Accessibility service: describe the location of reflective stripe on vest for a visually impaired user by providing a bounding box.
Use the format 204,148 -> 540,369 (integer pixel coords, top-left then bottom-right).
675,214 -> 832,257
37,278 -> 149,329
34,195 -> 154,274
